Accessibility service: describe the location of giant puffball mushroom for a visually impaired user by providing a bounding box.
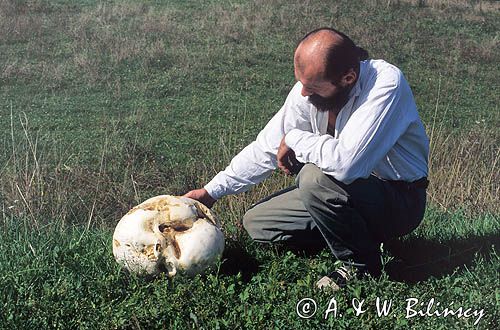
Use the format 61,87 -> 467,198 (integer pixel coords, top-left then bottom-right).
112,195 -> 225,277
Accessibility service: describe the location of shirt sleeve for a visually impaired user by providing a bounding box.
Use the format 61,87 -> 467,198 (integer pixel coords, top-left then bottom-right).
204,82 -> 312,200
284,67 -> 413,184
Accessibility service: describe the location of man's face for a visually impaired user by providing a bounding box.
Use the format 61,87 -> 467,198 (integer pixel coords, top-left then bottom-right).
294,63 -> 353,113
306,82 -> 351,113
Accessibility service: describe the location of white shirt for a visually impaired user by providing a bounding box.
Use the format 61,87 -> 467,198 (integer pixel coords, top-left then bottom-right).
204,60 -> 429,200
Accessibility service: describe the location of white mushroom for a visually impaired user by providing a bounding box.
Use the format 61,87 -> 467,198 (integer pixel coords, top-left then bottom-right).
112,195 -> 225,277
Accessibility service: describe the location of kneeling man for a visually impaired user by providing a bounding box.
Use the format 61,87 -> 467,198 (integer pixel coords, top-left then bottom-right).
185,27 -> 429,290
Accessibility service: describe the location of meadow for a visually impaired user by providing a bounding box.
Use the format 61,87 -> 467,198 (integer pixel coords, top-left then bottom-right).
0,0 -> 499,328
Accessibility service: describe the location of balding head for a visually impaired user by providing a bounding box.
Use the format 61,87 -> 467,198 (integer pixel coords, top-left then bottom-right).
294,28 -> 367,84
293,28 -> 368,112
294,29 -> 344,79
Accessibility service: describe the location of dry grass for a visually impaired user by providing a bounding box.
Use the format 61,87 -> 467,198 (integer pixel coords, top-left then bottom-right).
68,2 -> 173,77
0,0 -> 48,42
394,0 -> 500,12
1,1 -> 176,85
2,0 -> 498,87
1,106 -> 498,232
427,127 -> 499,215
0,110 -> 177,228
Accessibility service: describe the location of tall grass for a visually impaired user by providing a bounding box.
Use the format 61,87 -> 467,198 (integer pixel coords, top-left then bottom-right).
1,112 -> 177,228
1,101 -> 498,233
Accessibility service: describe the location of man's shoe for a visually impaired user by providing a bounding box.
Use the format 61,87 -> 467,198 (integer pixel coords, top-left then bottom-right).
316,265 -> 357,291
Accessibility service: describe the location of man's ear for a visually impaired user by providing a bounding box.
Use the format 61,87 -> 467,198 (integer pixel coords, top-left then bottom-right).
341,68 -> 357,86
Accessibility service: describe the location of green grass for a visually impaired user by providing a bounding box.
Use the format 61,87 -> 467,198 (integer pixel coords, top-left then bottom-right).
0,212 -> 498,329
1,0 -> 499,328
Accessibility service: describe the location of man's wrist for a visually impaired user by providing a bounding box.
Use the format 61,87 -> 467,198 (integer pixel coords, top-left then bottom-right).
203,181 -> 222,201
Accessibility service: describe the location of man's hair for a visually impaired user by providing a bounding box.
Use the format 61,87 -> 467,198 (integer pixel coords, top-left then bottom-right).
299,27 -> 369,83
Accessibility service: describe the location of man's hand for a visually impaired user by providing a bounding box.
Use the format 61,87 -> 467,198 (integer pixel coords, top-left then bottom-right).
183,188 -> 217,208
277,136 -> 303,175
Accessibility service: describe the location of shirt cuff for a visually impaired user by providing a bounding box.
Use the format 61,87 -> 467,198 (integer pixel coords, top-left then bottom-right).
203,179 -> 223,201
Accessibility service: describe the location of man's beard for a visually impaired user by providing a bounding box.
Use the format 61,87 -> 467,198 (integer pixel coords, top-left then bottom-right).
308,84 -> 352,113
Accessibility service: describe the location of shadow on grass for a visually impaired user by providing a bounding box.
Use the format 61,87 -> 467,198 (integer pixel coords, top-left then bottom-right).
384,233 -> 500,283
218,239 -> 329,282
217,233 -> 499,284
219,243 -> 261,282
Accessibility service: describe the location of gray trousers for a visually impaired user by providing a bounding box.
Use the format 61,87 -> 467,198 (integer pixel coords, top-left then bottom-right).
243,164 -> 427,275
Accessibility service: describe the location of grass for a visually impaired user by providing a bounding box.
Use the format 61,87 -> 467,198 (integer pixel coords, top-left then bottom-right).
0,0 -> 499,328
0,214 -> 498,329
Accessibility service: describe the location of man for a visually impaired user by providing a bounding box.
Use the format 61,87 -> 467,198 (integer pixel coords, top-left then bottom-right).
185,27 -> 429,290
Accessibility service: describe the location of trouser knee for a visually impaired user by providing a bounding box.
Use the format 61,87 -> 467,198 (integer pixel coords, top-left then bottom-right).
242,208 -> 263,241
296,163 -> 346,207
296,164 -> 321,201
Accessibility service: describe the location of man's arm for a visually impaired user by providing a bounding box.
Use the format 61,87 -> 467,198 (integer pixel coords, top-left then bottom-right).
285,67 -> 416,184
185,82 -> 312,205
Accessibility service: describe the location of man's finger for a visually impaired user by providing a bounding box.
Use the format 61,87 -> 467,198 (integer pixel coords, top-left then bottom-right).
278,162 -> 289,174
278,159 -> 291,175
